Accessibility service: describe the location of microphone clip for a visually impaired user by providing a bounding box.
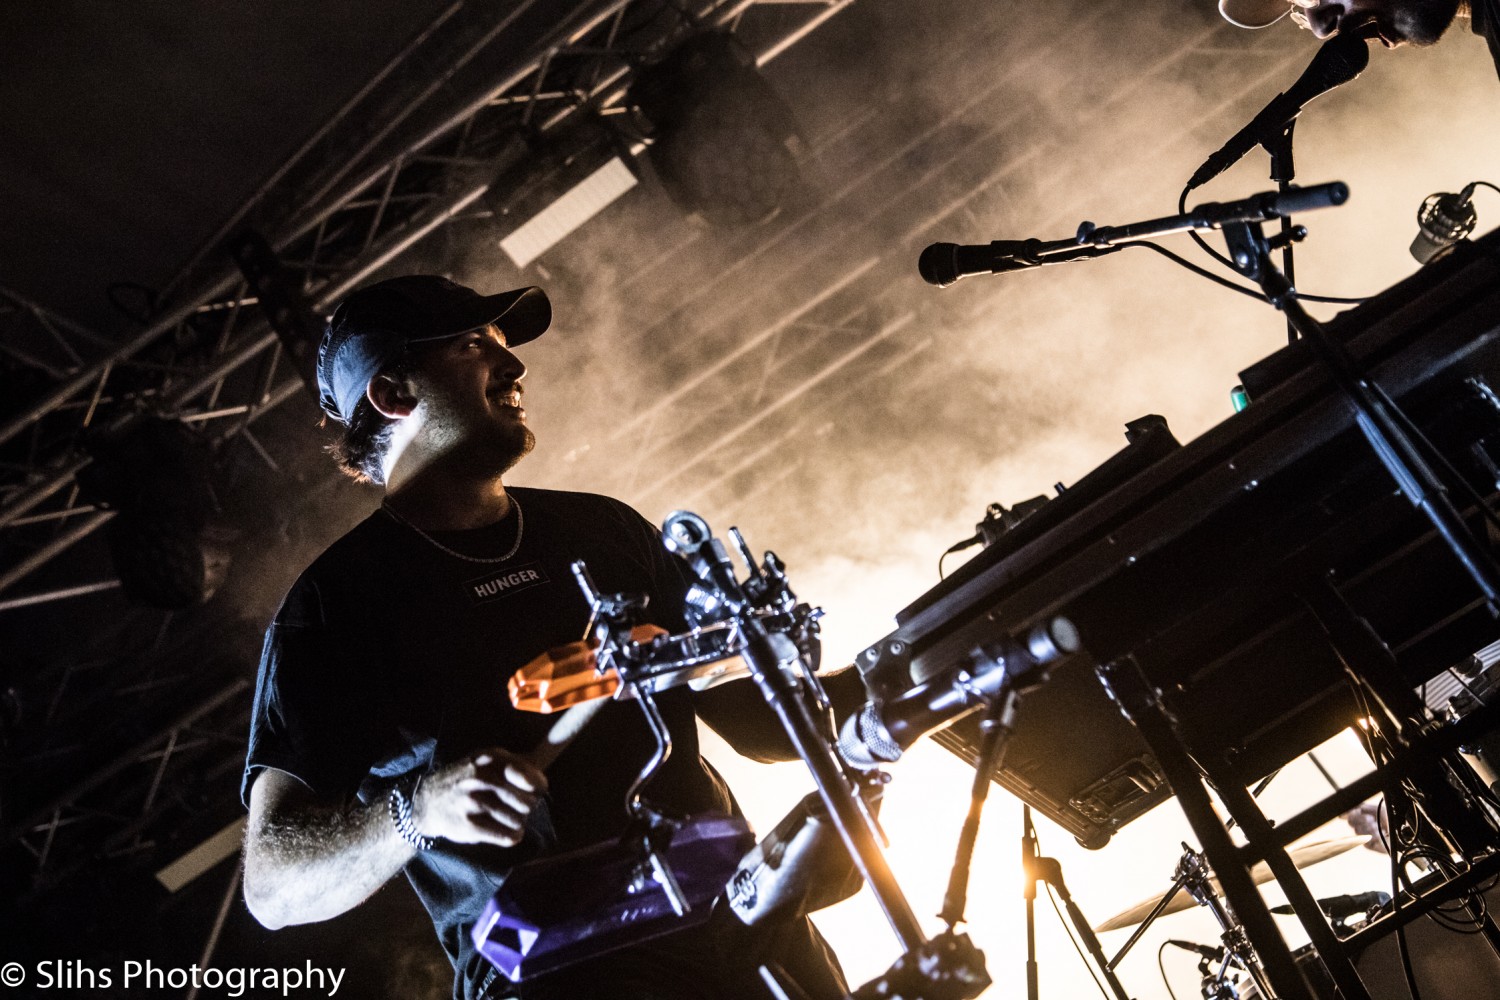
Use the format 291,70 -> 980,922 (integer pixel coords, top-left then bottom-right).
948,496 -> 1050,555
1411,184 -> 1481,265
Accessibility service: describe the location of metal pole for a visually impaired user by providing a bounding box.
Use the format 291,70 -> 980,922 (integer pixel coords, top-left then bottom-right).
0,579 -> 121,613
0,511 -> 115,597
157,0 -> 468,301
0,455 -> 94,529
739,619 -> 927,951
2,680 -> 250,847
183,865 -> 243,1000
1098,658 -> 1313,1000
0,272 -> 240,449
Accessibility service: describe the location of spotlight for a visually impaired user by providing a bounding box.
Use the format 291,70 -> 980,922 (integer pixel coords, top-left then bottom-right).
79,419 -> 235,609
629,32 -> 805,227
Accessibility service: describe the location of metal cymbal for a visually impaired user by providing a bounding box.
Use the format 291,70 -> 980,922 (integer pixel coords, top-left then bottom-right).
1094,836 -> 1369,932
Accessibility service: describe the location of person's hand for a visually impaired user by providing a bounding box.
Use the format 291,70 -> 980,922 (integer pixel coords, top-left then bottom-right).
412,749 -> 548,848
1344,801 -> 1390,854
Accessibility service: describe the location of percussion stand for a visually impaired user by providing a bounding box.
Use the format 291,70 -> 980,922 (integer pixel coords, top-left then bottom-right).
660,513 -> 991,1000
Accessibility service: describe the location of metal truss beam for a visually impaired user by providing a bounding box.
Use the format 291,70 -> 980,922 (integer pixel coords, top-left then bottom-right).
3,680 -> 251,893
0,0 -> 859,599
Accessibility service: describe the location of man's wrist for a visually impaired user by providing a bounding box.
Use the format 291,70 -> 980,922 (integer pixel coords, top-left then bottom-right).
388,778 -> 435,851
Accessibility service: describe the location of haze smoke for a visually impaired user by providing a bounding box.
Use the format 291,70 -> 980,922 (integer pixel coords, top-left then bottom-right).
460,2 -> 1500,994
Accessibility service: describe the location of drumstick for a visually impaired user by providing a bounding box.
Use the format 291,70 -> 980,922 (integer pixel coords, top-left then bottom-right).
526,699 -> 608,771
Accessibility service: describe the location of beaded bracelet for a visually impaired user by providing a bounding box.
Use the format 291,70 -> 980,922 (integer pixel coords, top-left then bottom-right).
388,779 -> 435,851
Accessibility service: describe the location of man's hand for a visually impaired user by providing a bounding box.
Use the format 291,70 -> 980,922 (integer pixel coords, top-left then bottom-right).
414,749 -> 548,848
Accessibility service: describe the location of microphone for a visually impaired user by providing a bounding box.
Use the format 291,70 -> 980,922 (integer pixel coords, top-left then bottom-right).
1187,30 -> 1370,191
1410,187 -> 1479,264
919,182 -> 1347,288
918,241 -> 1040,288
1167,940 -> 1225,961
837,617 -> 1080,769
1270,890 -> 1389,919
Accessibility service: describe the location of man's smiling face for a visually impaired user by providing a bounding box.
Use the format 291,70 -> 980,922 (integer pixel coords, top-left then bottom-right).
407,323 -> 535,474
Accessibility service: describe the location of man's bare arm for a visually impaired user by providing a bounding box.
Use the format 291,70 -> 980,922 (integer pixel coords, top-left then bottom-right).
243,751 -> 547,929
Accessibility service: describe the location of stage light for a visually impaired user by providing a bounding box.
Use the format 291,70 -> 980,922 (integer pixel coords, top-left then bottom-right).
498,155 -> 638,269
629,31 -> 805,228
78,419 -> 235,609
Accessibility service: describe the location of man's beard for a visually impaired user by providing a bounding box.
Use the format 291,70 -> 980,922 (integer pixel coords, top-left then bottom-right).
493,423 -> 536,476
1392,0 -> 1463,44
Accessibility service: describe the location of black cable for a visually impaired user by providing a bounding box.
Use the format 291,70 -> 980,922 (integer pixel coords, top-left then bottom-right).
1391,840 -> 1424,1000
1282,290 -> 1366,305
1176,186 -> 1370,305
1156,941 -> 1183,1000
1127,234 -> 1368,307
1398,841 -> 1488,934
1124,241 -> 1268,301
1474,181 -> 1500,197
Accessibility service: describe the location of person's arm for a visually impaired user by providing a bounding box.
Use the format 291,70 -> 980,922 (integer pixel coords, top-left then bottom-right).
243,750 -> 547,929
693,665 -> 870,763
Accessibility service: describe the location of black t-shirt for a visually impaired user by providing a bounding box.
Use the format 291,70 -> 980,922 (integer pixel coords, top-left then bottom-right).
244,487 -> 852,1000
1474,0 -> 1500,80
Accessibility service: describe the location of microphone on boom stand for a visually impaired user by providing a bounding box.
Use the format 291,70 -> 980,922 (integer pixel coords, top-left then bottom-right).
1187,28 -> 1370,192
916,182 -> 1348,289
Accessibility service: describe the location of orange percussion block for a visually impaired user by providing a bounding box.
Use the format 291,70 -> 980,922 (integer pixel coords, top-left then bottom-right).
508,625 -> 668,713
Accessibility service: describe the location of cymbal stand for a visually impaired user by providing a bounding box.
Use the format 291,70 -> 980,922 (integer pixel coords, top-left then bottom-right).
1198,950 -> 1244,1000
1107,845 -> 1271,1000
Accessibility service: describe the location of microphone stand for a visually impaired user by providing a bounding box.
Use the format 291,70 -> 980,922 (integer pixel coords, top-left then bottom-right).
924,187 -> 1500,611
1021,805 -> 1133,1000
945,182 -> 1348,276
1266,119 -> 1300,345
931,678 -> 1132,1000
1221,215 -> 1500,610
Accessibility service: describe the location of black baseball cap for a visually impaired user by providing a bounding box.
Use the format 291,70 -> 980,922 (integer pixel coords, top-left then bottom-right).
316,275 -> 551,424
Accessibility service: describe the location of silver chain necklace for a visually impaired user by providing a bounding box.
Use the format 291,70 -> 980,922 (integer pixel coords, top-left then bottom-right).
381,494 -> 524,564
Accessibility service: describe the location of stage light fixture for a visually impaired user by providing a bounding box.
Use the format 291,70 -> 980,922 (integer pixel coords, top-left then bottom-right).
629,31 -> 805,228
486,128 -> 641,270
78,419 -> 235,610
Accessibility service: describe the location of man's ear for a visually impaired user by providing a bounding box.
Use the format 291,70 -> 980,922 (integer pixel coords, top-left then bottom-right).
367,373 -> 418,419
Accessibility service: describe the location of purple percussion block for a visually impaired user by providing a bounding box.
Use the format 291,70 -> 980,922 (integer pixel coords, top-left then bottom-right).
471,814 -> 754,982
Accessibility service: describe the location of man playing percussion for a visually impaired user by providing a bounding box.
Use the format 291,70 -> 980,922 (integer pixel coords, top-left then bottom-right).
240,275 -> 858,1000
1218,0 -> 1499,76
